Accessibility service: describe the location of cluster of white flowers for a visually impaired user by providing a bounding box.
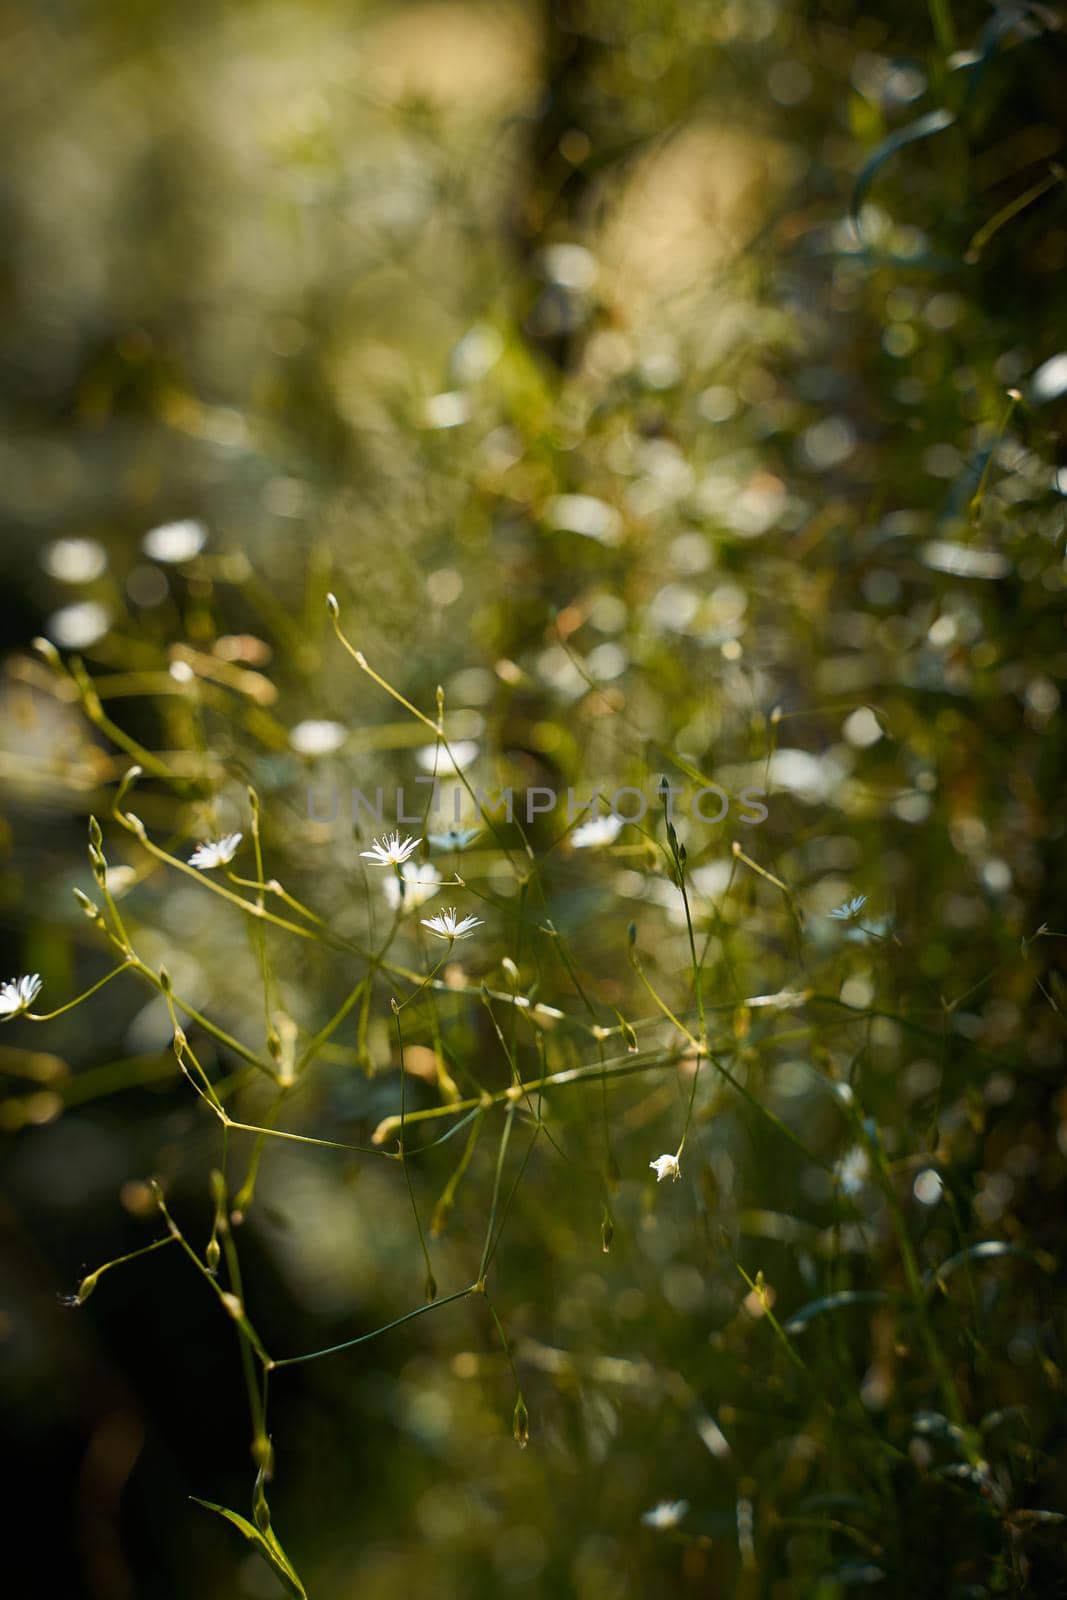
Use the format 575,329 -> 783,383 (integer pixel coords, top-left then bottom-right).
362,836 -> 483,938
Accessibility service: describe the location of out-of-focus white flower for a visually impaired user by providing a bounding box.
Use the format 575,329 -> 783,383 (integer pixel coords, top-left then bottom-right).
45,601 -> 110,649
545,492 -> 622,546
289,719 -> 346,756
142,519 -> 208,563
829,894 -> 867,920
421,907 -> 484,941
421,391 -> 472,429
0,973 -> 43,1019
361,832 -> 420,867
104,865 -> 138,899
913,1168 -> 943,1206
188,832 -> 243,870
41,538 -> 108,584
650,1153 -> 681,1183
1030,351 -> 1067,404
428,827 -> 482,852
416,741 -> 479,774
571,814 -> 623,849
837,1145 -> 869,1194
384,862 -> 440,910
641,1500 -> 688,1529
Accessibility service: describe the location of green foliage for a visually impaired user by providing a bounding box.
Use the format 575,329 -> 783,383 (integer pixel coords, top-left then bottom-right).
1,2 -> 1066,1597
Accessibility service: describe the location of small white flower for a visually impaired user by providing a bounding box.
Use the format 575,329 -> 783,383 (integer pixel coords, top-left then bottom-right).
188,832 -> 243,870
143,519 -> 208,563
384,862 -> 441,910
641,1499 -> 688,1530
571,814 -> 623,850
289,719 -> 347,756
0,973 -> 43,1020
421,906 -> 484,941
650,1153 -> 681,1183
361,832 -> 420,867
829,894 -> 867,921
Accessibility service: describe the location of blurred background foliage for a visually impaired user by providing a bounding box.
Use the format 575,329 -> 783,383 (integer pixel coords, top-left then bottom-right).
2,0 -> 1067,1595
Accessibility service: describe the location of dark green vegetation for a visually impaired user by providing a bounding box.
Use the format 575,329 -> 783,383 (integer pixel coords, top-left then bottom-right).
1,3 -> 1066,1596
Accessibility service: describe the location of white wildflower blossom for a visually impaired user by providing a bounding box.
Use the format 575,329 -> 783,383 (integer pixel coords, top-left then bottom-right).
650,1153 -> 681,1183
421,906 -> 484,941
571,814 -> 623,849
188,832 -> 243,870
361,832 -> 421,867
641,1500 -> 688,1529
383,862 -> 441,910
829,894 -> 867,921
0,973 -> 43,1020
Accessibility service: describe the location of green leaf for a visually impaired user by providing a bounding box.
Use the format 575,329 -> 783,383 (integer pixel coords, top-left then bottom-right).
783,1289 -> 892,1335
191,1498 -> 308,1599
851,109 -> 955,226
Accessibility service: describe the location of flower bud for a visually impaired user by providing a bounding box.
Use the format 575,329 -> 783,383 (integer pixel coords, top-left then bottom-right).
512,1392 -> 530,1450
75,1269 -> 100,1305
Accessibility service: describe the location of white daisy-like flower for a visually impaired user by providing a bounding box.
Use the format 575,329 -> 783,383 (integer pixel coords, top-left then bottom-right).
361,832 -> 421,867
0,973 -> 43,1020
421,906 -> 484,941
829,893 -> 867,921
383,862 -> 441,910
650,1153 -> 681,1183
641,1499 -> 688,1530
188,832 -> 243,870
571,814 -> 623,849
